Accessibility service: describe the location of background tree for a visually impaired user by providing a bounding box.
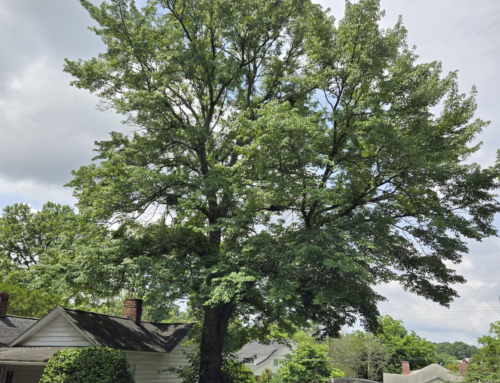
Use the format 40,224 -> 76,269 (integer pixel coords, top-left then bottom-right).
328,334 -> 366,378
259,369 -> 275,383
435,341 -> 479,360
464,322 -> 500,383
328,331 -> 389,380
273,342 -> 343,383
0,279 -> 69,318
361,333 -> 390,381
377,316 -> 437,373
0,202 -> 76,273
64,0 -> 500,381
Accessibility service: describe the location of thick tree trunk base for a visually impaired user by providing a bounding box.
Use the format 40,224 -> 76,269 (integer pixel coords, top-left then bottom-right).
198,303 -> 235,383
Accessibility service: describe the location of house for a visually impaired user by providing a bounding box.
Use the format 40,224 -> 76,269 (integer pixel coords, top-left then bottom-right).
383,361 -> 466,383
236,340 -> 295,379
0,292 -> 194,383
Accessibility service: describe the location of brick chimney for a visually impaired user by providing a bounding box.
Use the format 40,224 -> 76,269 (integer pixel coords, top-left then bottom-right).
402,361 -> 410,375
459,362 -> 468,375
0,293 -> 10,317
123,298 -> 143,324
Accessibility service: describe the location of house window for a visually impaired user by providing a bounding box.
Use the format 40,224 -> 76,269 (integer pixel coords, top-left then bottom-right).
130,365 -> 136,378
274,359 -> 279,366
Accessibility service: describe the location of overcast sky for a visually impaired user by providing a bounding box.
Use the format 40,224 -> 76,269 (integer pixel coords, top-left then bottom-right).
1,0 -> 499,346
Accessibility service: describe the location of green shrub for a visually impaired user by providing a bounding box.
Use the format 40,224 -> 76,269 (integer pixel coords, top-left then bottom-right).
40,347 -> 135,383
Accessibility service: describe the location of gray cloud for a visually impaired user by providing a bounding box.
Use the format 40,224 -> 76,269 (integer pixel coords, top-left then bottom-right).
1,0 -> 499,343
0,0 -> 121,192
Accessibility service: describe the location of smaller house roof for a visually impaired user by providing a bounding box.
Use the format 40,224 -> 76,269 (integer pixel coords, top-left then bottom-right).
0,347 -> 70,363
0,315 -> 38,347
237,340 -> 293,371
383,364 -> 463,383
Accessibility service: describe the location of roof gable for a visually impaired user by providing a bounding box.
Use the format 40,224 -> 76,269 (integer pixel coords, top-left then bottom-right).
19,311 -> 93,347
9,307 -> 95,347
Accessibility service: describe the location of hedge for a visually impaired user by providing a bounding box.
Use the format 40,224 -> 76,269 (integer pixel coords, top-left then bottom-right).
40,347 -> 135,383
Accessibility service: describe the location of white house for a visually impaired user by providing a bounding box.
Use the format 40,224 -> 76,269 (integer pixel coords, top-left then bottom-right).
0,293 -> 194,383
237,340 -> 296,379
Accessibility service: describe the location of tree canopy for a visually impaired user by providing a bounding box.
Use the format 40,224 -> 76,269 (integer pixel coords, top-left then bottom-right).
63,0 -> 500,381
464,322 -> 500,383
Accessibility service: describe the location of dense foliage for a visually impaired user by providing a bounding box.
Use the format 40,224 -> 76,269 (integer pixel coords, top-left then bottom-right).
0,202 -> 76,273
464,322 -> 500,383
435,341 -> 479,360
329,332 -> 389,380
327,316 -> 455,379
0,279 -> 68,318
62,0 -> 500,381
272,342 -> 343,383
40,347 -> 135,383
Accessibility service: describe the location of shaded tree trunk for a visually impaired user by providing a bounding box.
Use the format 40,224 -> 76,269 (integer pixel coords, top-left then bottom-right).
199,302 -> 235,383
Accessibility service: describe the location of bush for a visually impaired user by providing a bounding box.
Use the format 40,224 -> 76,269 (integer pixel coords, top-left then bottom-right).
40,347 -> 135,383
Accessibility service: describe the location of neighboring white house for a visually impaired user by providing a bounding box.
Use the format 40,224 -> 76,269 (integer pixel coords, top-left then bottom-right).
0,293 -> 194,383
237,340 -> 296,379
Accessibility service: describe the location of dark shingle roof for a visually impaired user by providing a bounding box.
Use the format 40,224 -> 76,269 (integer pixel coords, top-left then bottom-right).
0,347 -> 70,362
60,308 -> 192,353
0,316 -> 38,347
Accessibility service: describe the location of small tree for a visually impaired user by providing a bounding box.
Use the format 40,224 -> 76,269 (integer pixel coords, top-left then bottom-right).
274,342 -> 343,383
40,347 -> 135,383
260,368 -> 275,383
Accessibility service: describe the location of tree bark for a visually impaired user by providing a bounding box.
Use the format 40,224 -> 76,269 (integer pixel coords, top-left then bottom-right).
199,302 -> 235,383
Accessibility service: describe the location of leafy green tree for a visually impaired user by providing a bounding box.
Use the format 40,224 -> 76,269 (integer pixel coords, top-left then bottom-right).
0,279 -> 69,318
328,333 -> 366,378
0,202 -> 76,272
462,322 -> 500,383
464,362 -> 500,383
437,352 -> 458,367
471,322 -> 500,368
378,316 -> 437,372
64,0 -> 500,381
273,342 -> 342,383
260,369 -> 275,383
328,332 -> 389,380
436,341 -> 479,360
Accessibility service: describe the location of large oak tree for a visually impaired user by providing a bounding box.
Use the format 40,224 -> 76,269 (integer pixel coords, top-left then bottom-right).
64,0 -> 500,381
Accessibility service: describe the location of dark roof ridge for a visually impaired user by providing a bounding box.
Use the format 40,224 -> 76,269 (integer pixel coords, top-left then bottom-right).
60,307 -> 130,320
61,307 -> 195,326
141,321 -> 196,325
5,314 -> 39,320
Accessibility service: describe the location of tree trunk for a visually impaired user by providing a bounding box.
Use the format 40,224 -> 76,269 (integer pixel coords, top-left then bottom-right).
199,302 -> 235,383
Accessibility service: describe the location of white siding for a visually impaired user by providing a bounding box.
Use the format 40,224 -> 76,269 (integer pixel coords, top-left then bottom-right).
125,352 -> 169,383
124,337 -> 195,383
3,364 -> 45,383
166,337 -> 195,383
19,315 -> 92,347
